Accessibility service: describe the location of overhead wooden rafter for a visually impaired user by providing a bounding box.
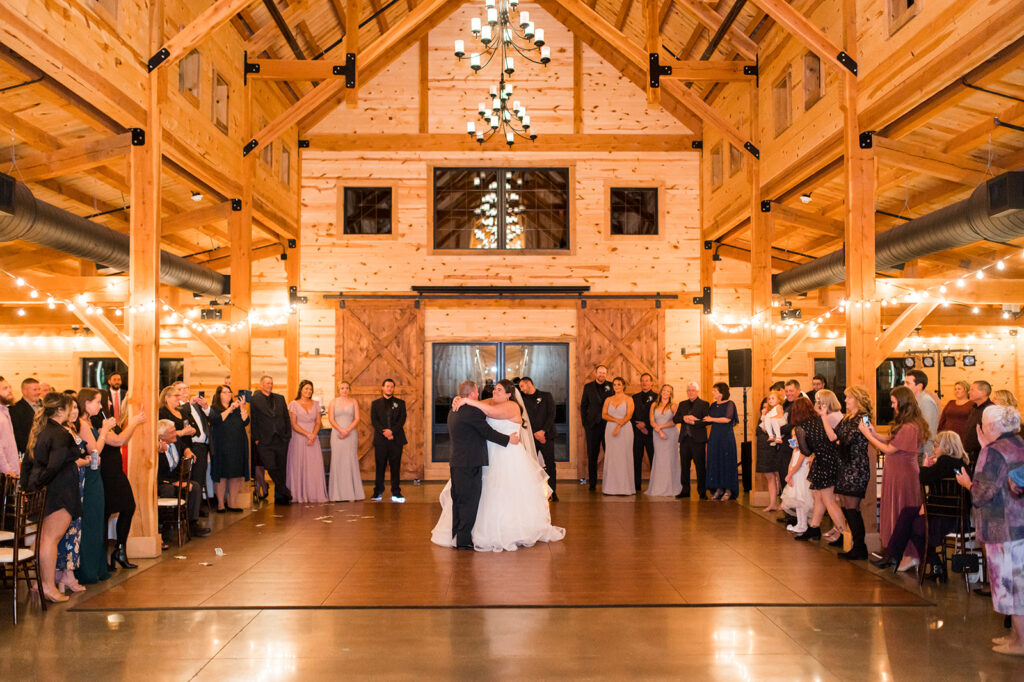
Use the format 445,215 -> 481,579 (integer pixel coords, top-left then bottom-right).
674,0 -> 758,61
14,132 -> 132,182
305,132 -> 701,152
874,301 -> 941,364
748,0 -> 856,75
148,0 -> 256,71
872,134 -> 1003,186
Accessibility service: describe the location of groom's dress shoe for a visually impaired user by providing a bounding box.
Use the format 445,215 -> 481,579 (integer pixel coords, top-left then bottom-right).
550,493 -> 559,502
456,544 -> 474,550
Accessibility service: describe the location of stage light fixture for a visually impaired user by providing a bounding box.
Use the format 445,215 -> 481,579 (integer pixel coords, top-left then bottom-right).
942,356 -> 956,367
963,355 -> 976,367
903,357 -> 916,368
922,356 -> 935,368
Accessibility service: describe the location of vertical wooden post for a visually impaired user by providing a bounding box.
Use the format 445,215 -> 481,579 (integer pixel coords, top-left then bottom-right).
643,0 -> 660,107
573,37 -> 583,134
748,83 -> 772,504
126,0 -> 164,559
230,87 -> 254,394
418,38 -> 429,134
285,238 -> 300,396
346,0 -> 360,109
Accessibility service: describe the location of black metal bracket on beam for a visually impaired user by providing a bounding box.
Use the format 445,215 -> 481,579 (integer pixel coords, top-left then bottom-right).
836,51 -> 858,76
859,131 -> 874,149
298,139 -> 310,149
693,287 -> 712,315
744,141 -> 760,159
761,200 -> 772,213
748,55 -> 760,87
130,128 -> 145,146
692,140 -> 703,150
147,47 -> 170,72
340,53 -> 357,88
231,198 -> 242,211
648,53 -> 672,89
995,117 -> 1024,133
287,238 -> 297,248
289,285 -> 307,305
242,139 -> 259,156
704,240 -> 714,250
243,51 -> 259,86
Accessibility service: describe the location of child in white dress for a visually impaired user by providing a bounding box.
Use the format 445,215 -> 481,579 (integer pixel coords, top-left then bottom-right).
760,392 -> 786,444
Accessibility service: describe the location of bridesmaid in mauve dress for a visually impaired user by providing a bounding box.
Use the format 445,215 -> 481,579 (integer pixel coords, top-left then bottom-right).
327,381 -> 365,502
646,385 -> 681,497
601,377 -> 635,495
286,380 -> 328,504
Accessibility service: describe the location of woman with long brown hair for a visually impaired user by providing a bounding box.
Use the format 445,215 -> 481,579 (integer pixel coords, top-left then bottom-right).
645,384 -> 681,497
97,394 -> 146,571
859,385 -> 929,551
22,392 -> 78,602
71,388 -> 118,585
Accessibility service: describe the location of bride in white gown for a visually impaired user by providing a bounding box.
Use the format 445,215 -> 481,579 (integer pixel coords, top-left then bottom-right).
430,380 -> 566,552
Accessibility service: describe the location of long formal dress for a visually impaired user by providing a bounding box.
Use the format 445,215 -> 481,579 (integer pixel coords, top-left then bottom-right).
328,401 -> 364,502
880,423 -> 922,546
431,417 -> 564,552
645,407 -> 681,497
208,407 -> 250,481
706,400 -> 739,497
780,442 -> 813,531
77,427 -> 110,584
601,401 -> 635,495
286,400 -> 328,503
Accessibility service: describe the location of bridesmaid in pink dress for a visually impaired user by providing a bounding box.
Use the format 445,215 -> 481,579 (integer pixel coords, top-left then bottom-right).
858,386 -> 927,546
286,380 -> 328,503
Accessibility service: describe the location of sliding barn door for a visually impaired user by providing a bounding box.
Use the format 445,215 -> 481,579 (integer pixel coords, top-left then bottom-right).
335,301 -> 425,479
575,302 -> 665,475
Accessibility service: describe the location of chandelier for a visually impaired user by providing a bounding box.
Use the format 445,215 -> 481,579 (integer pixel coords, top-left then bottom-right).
453,0 -> 551,146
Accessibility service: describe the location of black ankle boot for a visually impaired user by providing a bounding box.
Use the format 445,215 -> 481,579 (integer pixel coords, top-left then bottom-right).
837,509 -> 868,559
795,526 -> 821,541
107,549 -> 118,571
114,544 -> 138,569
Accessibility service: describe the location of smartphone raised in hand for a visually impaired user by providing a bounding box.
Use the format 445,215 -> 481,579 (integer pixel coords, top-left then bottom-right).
861,415 -> 870,426
788,437 -> 799,449
197,390 -> 205,398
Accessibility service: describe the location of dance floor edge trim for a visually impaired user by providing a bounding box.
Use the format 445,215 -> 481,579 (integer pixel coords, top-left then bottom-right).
69,600 -> 934,613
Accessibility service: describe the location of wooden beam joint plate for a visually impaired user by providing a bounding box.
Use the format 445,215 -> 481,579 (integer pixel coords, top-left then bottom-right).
649,52 -> 672,88
836,50 -> 858,76
148,48 -> 170,72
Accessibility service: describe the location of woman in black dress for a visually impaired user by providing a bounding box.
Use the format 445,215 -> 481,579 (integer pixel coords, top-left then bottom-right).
159,385 -> 196,458
93,395 -> 147,571
208,384 -> 250,512
792,390 -> 846,543
823,385 -> 873,560
22,392 -> 78,603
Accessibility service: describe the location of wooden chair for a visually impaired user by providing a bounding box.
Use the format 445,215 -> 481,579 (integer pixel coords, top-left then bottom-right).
158,456 -> 193,548
918,476 -> 968,587
0,478 -> 48,624
0,473 -> 13,546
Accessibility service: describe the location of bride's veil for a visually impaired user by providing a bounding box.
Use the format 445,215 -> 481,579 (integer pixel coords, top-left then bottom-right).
513,387 -> 547,470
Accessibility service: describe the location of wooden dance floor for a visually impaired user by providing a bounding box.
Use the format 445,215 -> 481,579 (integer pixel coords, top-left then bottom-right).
73,484 -> 927,611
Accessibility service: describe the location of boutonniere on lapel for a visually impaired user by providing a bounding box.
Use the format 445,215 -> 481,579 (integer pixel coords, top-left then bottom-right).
535,397 -> 542,404
603,385 -> 611,392
391,401 -> 398,409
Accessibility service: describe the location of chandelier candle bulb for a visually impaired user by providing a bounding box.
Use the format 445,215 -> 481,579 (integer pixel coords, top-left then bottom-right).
487,7 -> 498,24
534,28 -> 544,46
541,46 -> 550,63
471,17 -> 481,33
525,22 -> 535,39
485,0 -> 495,8
470,53 -> 481,69
522,115 -> 530,128
492,97 -> 500,111
454,40 -> 465,57
504,57 -> 514,74
506,131 -> 514,145
519,11 -> 529,26
481,25 -> 492,43
478,101 -> 486,114
467,121 -> 476,134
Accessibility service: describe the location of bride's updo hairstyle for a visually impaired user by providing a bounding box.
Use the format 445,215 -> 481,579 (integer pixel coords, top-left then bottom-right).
496,379 -> 516,399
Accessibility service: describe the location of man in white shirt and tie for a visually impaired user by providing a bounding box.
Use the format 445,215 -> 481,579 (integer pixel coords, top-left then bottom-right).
176,383 -> 212,515
157,419 -> 209,538
102,373 -> 126,421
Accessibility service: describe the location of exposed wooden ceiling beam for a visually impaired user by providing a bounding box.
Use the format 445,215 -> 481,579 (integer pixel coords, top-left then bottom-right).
874,301 -> 941,364
245,58 -> 355,80
15,132 -> 132,182
770,202 -> 844,237
748,0 -> 849,74
659,60 -> 757,81
872,135 -> 1003,186
161,202 -> 233,236
262,0 -> 307,60
674,0 -> 757,61
616,0 -> 634,31
305,132 -> 701,152
152,0 -> 257,71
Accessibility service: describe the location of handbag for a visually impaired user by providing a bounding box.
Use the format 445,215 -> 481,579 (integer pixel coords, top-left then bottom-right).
950,552 -> 981,574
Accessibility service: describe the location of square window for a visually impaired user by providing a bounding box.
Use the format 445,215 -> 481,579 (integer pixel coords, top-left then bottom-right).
710,144 -> 723,189
344,187 -> 393,235
609,188 -> 658,236
773,69 -> 792,137
178,50 -> 200,106
212,72 -> 229,134
888,0 -> 920,36
729,144 -> 744,177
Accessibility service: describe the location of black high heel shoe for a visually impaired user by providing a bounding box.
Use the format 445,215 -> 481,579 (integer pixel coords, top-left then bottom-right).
794,527 -> 821,541
113,543 -> 138,569
925,560 -> 947,583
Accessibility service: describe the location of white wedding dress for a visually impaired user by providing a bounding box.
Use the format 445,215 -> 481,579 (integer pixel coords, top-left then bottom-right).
431,414 -> 566,552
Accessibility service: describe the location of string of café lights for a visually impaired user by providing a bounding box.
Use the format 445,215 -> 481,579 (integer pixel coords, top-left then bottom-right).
0,268 -> 294,345
708,247 -> 1024,350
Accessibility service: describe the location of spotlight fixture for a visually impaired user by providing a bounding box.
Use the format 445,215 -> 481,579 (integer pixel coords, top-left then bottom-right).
902,357 -> 916,368
942,356 -> 956,367
800,193 -> 812,204
962,355 -> 976,367
191,191 -> 203,202
921,356 -> 935,368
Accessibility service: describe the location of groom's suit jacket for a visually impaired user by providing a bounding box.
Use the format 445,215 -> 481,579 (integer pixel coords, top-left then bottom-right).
447,405 -> 512,468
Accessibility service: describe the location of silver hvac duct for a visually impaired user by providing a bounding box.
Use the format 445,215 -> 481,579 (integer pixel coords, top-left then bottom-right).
0,172 -> 228,296
772,171 -> 1024,296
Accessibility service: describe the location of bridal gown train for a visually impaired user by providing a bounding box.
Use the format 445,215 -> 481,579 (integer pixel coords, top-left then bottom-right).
431,417 -> 565,552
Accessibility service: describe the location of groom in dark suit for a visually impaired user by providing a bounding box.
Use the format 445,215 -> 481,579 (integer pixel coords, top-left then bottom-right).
447,380 -> 519,549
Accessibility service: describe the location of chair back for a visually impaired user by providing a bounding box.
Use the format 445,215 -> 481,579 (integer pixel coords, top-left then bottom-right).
0,473 -> 15,532
923,476 -> 966,524
17,487 -> 47,551
176,456 -> 193,506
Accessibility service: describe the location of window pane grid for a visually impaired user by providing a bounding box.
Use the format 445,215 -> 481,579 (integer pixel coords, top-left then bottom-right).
344,187 -> 393,235
609,187 -> 658,235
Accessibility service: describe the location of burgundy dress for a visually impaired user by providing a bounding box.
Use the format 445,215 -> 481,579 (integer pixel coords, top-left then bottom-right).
286,400 -> 328,503
937,400 -> 972,442
880,423 -> 922,546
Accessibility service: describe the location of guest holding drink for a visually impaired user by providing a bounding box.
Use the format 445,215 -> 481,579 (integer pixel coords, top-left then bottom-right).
287,380 -> 328,503
327,381 -> 364,502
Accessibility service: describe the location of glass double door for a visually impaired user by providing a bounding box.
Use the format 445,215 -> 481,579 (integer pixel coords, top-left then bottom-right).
431,342 -> 570,464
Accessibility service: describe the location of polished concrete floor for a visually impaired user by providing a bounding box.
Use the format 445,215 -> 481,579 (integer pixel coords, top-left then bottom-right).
2,482 -> 1021,680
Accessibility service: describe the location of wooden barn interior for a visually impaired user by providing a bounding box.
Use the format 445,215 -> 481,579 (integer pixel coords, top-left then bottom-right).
1,0 -> 1024,678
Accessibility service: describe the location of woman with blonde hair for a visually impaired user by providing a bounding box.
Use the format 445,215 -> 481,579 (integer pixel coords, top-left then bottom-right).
645,384 -> 681,497
939,380 -> 973,441
756,389 -> 787,512
327,380 -> 364,502
824,386 -> 874,560
792,389 -> 847,544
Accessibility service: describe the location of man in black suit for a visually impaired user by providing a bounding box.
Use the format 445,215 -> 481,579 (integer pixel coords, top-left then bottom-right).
156,419 -> 209,537
673,381 -> 709,499
631,372 -> 657,492
249,375 -> 292,505
100,372 -> 127,421
10,377 -> 41,455
180,383 -> 212,512
580,364 -> 613,491
370,378 -> 407,502
520,376 -> 558,501
448,380 -> 517,548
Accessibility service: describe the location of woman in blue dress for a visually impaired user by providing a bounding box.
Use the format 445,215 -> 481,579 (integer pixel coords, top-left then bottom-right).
704,382 -> 739,501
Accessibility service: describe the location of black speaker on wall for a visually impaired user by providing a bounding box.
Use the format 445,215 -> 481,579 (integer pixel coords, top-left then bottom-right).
727,348 -> 752,387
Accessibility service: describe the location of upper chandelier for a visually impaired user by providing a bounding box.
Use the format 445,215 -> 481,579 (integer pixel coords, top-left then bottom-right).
453,0 -> 551,146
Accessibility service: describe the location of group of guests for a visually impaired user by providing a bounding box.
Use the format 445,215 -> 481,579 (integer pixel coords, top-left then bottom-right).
2,375 -> 145,603
579,365 -> 739,501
